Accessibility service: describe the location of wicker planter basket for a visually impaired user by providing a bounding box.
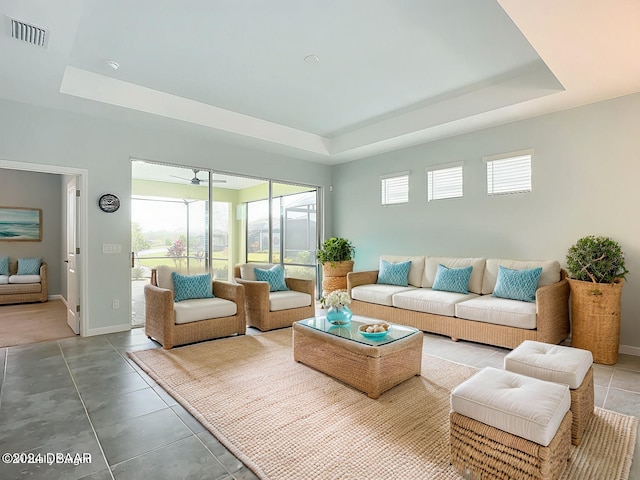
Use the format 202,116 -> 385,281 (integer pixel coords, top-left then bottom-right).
321,261 -> 354,294
569,278 -> 624,365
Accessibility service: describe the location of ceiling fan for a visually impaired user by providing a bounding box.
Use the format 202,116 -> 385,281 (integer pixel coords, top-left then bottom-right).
170,169 -> 226,185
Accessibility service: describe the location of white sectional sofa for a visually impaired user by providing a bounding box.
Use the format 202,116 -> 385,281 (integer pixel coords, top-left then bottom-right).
347,255 -> 570,349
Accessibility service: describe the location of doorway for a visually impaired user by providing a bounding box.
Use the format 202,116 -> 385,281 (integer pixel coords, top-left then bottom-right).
0,159 -> 89,337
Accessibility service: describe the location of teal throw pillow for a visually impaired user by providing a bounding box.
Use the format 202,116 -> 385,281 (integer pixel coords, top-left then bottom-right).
432,264 -> 472,294
171,272 -> 215,302
493,266 -> 543,303
0,256 -> 8,276
377,260 -> 411,287
254,265 -> 289,292
17,258 -> 41,275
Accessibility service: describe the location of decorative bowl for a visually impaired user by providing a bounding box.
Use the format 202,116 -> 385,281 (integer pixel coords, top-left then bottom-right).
358,323 -> 392,338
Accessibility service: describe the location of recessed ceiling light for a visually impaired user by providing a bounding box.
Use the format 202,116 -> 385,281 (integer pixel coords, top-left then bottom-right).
304,55 -> 319,64
104,60 -> 119,71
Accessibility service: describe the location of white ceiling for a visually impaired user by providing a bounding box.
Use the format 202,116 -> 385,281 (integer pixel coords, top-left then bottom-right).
1,0 -> 639,164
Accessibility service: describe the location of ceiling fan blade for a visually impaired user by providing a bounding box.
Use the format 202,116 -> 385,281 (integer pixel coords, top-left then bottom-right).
169,173 -> 226,184
193,177 -> 228,184
169,175 -> 192,181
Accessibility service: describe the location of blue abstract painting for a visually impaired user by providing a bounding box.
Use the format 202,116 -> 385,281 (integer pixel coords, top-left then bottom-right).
0,207 -> 42,241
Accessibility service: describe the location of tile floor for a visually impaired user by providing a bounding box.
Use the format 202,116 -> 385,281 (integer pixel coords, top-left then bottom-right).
1,327 -> 639,479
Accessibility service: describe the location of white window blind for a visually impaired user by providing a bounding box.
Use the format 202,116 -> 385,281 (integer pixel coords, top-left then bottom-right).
484,151 -> 532,195
426,163 -> 463,201
381,172 -> 409,205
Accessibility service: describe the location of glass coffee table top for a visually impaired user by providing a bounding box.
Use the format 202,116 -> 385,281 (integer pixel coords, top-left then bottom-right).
296,315 -> 419,347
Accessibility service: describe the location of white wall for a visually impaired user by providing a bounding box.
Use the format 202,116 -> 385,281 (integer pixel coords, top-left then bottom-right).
2,92 -> 638,347
0,99 -> 332,335
0,169 -> 63,295
331,93 -> 640,350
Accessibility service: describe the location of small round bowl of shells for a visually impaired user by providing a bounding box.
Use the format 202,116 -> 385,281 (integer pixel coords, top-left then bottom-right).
358,323 -> 392,338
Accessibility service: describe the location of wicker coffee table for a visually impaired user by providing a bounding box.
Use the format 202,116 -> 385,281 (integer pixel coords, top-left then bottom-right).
292,315 -> 423,399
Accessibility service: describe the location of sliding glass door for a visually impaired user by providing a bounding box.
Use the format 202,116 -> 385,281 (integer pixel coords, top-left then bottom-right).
132,161 -> 320,326
246,193 -> 270,263
244,181 -> 317,281
274,183 -> 317,281
130,163 -> 211,326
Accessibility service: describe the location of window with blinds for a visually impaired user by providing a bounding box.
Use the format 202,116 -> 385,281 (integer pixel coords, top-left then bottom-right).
484,151 -> 532,195
381,172 -> 409,205
426,163 -> 463,201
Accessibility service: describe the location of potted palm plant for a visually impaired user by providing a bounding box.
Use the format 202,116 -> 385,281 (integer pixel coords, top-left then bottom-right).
317,237 -> 355,294
566,235 -> 628,364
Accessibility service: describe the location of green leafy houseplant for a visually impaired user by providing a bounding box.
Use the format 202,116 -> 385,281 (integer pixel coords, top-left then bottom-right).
566,235 -> 627,364
566,235 -> 628,284
316,237 -> 355,265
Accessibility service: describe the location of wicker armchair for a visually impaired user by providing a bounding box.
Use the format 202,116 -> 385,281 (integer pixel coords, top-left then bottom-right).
234,263 -> 315,331
145,267 -> 245,349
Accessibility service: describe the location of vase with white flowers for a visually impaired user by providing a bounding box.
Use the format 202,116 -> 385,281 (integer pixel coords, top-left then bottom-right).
323,290 -> 353,325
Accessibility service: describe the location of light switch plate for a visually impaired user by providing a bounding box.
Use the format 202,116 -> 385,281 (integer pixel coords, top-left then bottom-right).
103,244 -> 122,254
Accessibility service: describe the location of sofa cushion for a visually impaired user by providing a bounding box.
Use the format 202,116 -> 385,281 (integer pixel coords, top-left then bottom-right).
432,264 -> 473,294
0,256 -> 8,276
172,272 -> 214,302
493,266 -> 542,303
254,264 -> 289,292
450,367 -> 571,446
9,274 -> 41,284
422,257 -> 485,294
351,284 -> 416,306
455,296 -> 537,329
377,259 -> 411,287
156,266 -> 176,293
483,259 -> 561,295
393,288 -> 478,317
174,297 -> 237,324
380,255 -> 425,287
239,263 -> 274,281
269,290 -> 312,311
0,275 -> 8,285
17,258 -> 41,275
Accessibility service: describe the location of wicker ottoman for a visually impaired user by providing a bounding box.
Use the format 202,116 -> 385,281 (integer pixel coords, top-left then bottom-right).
450,367 -> 572,480
505,340 -> 594,446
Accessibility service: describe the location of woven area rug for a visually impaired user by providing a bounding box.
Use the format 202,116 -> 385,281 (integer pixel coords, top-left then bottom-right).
129,330 -> 637,480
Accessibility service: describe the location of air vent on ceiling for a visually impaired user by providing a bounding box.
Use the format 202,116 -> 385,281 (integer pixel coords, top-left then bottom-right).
7,16 -> 48,48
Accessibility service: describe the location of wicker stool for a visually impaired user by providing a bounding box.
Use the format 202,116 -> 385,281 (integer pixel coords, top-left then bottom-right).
450,367 -> 572,480
504,340 -> 594,446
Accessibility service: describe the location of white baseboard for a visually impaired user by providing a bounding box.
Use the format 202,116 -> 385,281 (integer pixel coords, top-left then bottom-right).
84,323 -> 131,337
619,344 -> 640,357
54,296 -> 130,337
48,294 -> 64,302
566,335 -> 639,357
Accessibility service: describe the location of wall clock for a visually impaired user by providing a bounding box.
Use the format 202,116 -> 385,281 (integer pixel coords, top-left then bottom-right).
98,193 -> 120,213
